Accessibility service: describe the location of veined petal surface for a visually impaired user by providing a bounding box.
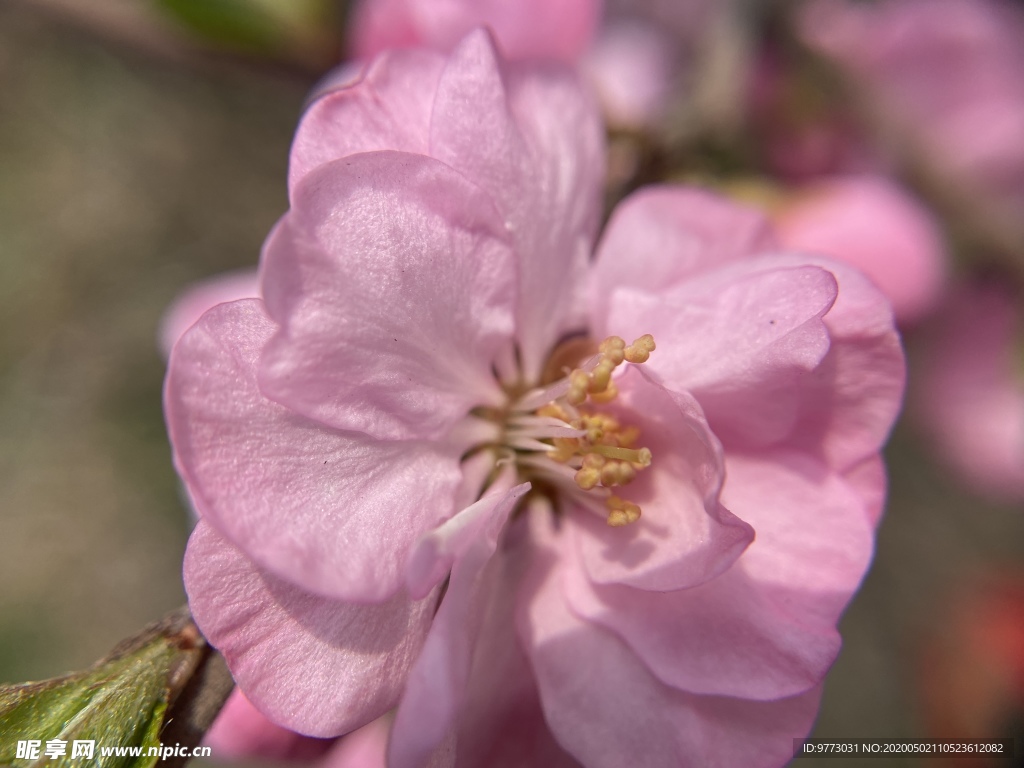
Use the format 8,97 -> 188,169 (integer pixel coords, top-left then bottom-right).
166,299 -> 463,602
185,523 -> 436,738
429,30 -> 605,381
570,367 -> 753,591
261,151 -> 518,442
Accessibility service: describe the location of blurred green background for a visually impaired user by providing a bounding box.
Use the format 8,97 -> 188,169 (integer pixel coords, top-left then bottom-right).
1,3 -> 1022,767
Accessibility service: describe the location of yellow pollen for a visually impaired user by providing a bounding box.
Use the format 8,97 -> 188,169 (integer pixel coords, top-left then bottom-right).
530,334 -> 656,528
606,496 -> 641,527
598,335 -> 626,364
536,403 -> 570,421
566,369 -> 591,406
574,466 -> 601,490
588,381 -> 618,403
624,334 -> 656,364
617,426 -> 640,447
600,460 -> 636,487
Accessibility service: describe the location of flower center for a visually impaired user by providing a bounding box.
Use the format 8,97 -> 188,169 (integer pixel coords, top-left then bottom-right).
471,334 -> 656,527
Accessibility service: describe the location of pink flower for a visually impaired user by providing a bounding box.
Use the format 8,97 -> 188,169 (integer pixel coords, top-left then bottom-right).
348,0 -> 601,62
917,283 -> 1024,501
800,0 -> 1024,218
348,0 -> 714,129
775,175 -> 948,325
167,31 -> 904,767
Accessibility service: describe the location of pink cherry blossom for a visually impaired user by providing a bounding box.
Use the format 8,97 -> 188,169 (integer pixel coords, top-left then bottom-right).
348,0 -> 716,129
348,0 -> 601,62
800,0 -> 1024,219
917,283 -> 1024,501
167,31 -> 904,767
775,175 -> 948,325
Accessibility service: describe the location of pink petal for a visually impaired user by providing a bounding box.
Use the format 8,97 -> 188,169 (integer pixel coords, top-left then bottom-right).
451,514 -> 583,768
520,536 -> 824,768
260,151 -> 517,442
289,47 -> 446,192
590,186 -> 778,319
158,269 -> 259,360
320,716 -> 390,768
776,175 -> 948,324
389,482 -> 528,768
165,299 -> 463,602
350,0 -> 601,63
184,522 -> 436,738
405,480 -> 530,599
605,262 -> 837,447
763,254 -> 905,470
564,450 -> 874,700
429,30 -> 605,381
843,453 -> 888,526
721,451 -> 877,619
306,62 -> 367,103
572,367 -> 753,591
202,689 -> 332,761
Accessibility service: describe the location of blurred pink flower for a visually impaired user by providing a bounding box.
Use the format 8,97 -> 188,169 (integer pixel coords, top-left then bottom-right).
775,175 -> 948,325
746,44 -> 880,183
349,0 -> 601,62
204,689 -> 332,762
167,31 -> 904,767
582,18 -> 675,128
800,0 -> 1024,218
918,283 -> 1024,501
320,717 -> 390,768
348,0 -> 717,129
205,689 -> 391,767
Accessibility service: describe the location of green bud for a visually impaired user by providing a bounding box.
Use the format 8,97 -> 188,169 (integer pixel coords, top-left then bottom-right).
0,607 -> 227,768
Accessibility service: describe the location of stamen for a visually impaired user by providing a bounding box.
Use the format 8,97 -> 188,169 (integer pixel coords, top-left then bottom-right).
566,369 -> 591,406
624,334 -> 656,364
598,336 -> 626,364
574,465 -> 601,491
606,495 -> 641,526
600,460 -> 636,487
485,333 -> 658,529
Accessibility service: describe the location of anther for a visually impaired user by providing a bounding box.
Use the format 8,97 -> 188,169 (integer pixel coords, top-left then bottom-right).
599,336 -> 626,365
574,466 -> 601,490
567,370 -> 590,406
514,334 -> 657,529
624,334 -> 656,364
606,495 -> 641,526
536,403 -> 569,421
600,460 -> 636,487
588,381 -> 618,404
